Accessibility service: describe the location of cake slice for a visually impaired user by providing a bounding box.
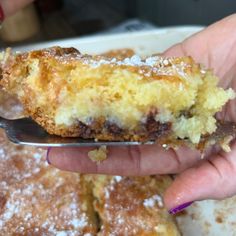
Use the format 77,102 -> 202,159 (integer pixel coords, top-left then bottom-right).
0,47 -> 235,145
0,130 -> 98,235
87,175 -> 180,236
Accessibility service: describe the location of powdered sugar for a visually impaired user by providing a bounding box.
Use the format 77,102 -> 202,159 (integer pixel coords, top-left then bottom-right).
143,194 -> 164,208
114,176 -> 122,182
71,215 -> 88,228
82,54 -> 189,78
56,232 -> 68,236
33,152 -> 42,159
3,201 -> 20,220
84,55 -> 159,68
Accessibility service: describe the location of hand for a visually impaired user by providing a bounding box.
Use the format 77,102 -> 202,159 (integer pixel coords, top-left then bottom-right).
0,0 -> 34,18
47,14 -> 236,212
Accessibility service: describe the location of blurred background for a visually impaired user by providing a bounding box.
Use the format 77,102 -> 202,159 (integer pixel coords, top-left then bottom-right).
1,0 -> 236,46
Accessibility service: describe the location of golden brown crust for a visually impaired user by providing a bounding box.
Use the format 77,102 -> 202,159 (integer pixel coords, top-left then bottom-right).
101,48 -> 135,59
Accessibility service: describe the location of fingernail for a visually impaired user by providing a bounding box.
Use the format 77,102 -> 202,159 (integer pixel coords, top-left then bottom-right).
168,201 -> 193,215
46,148 -> 51,164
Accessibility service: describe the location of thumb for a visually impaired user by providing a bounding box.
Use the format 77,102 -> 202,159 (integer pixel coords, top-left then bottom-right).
164,141 -> 236,214
1,0 -> 34,18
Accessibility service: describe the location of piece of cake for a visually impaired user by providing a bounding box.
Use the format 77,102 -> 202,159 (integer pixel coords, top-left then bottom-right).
0,47 -> 234,145
0,130 -> 98,235
87,175 -> 180,236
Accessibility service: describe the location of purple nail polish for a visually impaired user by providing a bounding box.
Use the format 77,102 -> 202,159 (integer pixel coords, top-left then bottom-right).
168,201 -> 193,215
46,148 -> 51,164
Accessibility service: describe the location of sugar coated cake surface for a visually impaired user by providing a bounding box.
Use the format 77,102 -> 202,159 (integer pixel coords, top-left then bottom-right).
0,130 -> 98,235
86,175 -> 180,236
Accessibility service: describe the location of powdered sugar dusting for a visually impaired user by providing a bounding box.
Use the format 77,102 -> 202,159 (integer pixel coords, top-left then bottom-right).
81,54 -> 190,78
71,215 -> 88,228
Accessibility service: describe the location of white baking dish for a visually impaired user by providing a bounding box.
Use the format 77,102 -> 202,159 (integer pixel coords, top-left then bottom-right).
14,26 -> 236,236
14,26 -> 202,55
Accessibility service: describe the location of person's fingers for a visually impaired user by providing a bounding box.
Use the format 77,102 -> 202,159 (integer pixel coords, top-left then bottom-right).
1,0 -> 34,18
164,141 -> 236,212
164,13 -> 236,79
163,13 -> 236,123
47,145 -> 201,175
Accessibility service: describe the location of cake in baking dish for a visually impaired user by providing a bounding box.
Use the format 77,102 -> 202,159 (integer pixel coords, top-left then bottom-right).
0,128 -> 180,235
0,46 -> 235,144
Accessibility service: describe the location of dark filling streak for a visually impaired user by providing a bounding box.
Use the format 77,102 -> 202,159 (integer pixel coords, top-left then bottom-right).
76,114 -> 171,141
77,121 -> 94,138
144,114 -> 171,139
104,122 -> 124,135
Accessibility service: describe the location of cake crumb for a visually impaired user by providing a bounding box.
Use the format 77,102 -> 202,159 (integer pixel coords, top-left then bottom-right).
88,146 -> 108,163
215,216 -> 223,224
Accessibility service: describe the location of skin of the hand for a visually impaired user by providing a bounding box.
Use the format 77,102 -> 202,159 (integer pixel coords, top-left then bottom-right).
47,14 -> 236,210
0,0 -> 34,18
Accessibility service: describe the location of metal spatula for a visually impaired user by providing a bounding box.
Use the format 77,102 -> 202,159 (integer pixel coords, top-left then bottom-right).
0,117 -> 154,147
1,116 -> 235,148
